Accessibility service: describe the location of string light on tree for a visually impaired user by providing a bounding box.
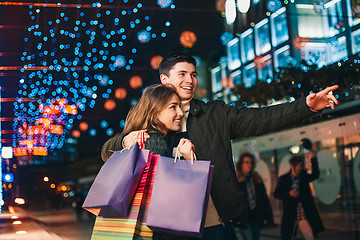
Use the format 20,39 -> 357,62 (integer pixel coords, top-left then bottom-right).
13,2 -> 175,159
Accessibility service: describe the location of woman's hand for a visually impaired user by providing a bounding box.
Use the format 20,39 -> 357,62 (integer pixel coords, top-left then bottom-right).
123,130 -> 150,148
178,138 -> 195,161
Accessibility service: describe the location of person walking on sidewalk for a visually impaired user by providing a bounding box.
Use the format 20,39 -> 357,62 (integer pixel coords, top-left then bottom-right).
235,152 -> 274,240
274,154 -> 324,240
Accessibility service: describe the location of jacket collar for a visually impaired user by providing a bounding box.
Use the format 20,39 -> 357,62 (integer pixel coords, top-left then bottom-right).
189,98 -> 202,116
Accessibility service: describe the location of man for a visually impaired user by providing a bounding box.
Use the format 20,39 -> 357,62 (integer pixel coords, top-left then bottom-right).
101,53 -> 337,239
274,154 -> 324,240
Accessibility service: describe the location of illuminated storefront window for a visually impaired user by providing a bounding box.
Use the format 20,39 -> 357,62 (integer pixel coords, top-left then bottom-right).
329,36 -> 348,62
348,0 -> 360,26
301,42 -> 329,67
325,0 -> 345,36
351,28 -> 360,54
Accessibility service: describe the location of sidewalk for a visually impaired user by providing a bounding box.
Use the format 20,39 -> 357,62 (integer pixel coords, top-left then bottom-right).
0,206 -> 63,240
0,206 -> 357,240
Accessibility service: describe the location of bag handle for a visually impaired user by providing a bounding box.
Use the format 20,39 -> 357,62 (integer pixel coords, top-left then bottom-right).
118,131 -> 145,152
174,147 -> 196,165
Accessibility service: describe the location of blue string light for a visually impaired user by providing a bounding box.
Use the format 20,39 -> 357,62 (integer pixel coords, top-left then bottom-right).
14,1 -> 174,154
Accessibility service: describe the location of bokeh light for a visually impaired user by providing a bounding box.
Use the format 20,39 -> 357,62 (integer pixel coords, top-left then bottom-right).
180,31 -> 197,48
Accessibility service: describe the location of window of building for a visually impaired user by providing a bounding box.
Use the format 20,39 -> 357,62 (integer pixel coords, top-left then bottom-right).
243,63 -> 257,88
301,42 -> 329,68
270,7 -> 289,47
257,54 -> 273,82
297,4 -> 327,38
325,0 -> 345,36
348,0 -> 360,26
255,19 -> 271,55
351,28 -> 360,54
329,36 -> 348,63
230,70 -> 242,86
240,29 -> 255,63
227,37 -> 241,70
211,66 -> 222,93
274,45 -> 291,69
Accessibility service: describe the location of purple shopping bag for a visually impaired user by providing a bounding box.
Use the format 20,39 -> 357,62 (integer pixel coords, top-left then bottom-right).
146,155 -> 214,237
83,143 -> 149,217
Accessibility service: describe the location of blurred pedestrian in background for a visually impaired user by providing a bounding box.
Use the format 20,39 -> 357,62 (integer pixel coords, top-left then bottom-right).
274,153 -> 324,240
235,152 -> 274,240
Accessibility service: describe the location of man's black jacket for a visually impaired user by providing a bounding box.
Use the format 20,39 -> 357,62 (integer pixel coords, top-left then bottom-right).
101,97 -> 314,223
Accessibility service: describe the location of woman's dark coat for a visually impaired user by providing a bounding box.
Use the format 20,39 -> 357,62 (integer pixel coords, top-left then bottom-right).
274,157 -> 324,240
236,171 -> 274,228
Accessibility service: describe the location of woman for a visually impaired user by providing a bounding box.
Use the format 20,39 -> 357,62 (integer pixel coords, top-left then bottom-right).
123,83 -> 195,240
123,83 -> 194,159
235,153 -> 274,240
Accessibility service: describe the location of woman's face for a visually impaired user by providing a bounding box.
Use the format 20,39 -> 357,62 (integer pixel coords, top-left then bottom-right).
157,94 -> 183,133
241,156 -> 253,176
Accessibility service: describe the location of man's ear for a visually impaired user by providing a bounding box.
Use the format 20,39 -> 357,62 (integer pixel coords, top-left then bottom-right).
160,74 -> 168,84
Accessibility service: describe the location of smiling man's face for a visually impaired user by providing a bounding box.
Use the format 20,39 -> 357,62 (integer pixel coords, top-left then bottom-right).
160,62 -> 198,102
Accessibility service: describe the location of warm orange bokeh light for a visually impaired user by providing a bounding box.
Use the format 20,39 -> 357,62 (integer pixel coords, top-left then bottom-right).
43,105 -> 60,114
27,125 -> 44,135
49,125 -> 63,135
294,36 -> 308,49
19,139 -> 35,151
79,122 -> 89,131
129,75 -> 143,89
180,31 -> 197,48
115,88 -> 127,100
150,55 -> 163,70
36,118 -> 52,129
33,146 -> 48,156
64,105 -> 78,115
58,98 -> 68,106
221,77 -> 233,89
50,183 -> 56,188
104,99 -> 116,111
72,130 -> 81,138
13,147 -> 27,157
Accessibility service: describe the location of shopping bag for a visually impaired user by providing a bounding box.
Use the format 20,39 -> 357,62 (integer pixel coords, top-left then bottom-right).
146,154 -> 214,237
83,143 -> 149,217
90,153 -> 159,240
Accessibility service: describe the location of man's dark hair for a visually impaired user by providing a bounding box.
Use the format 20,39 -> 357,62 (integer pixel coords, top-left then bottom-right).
159,53 -> 196,77
236,152 -> 256,172
289,155 -> 304,167
300,138 -> 312,150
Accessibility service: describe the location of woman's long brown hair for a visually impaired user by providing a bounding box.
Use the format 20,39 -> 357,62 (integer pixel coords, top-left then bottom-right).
123,84 -> 180,137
